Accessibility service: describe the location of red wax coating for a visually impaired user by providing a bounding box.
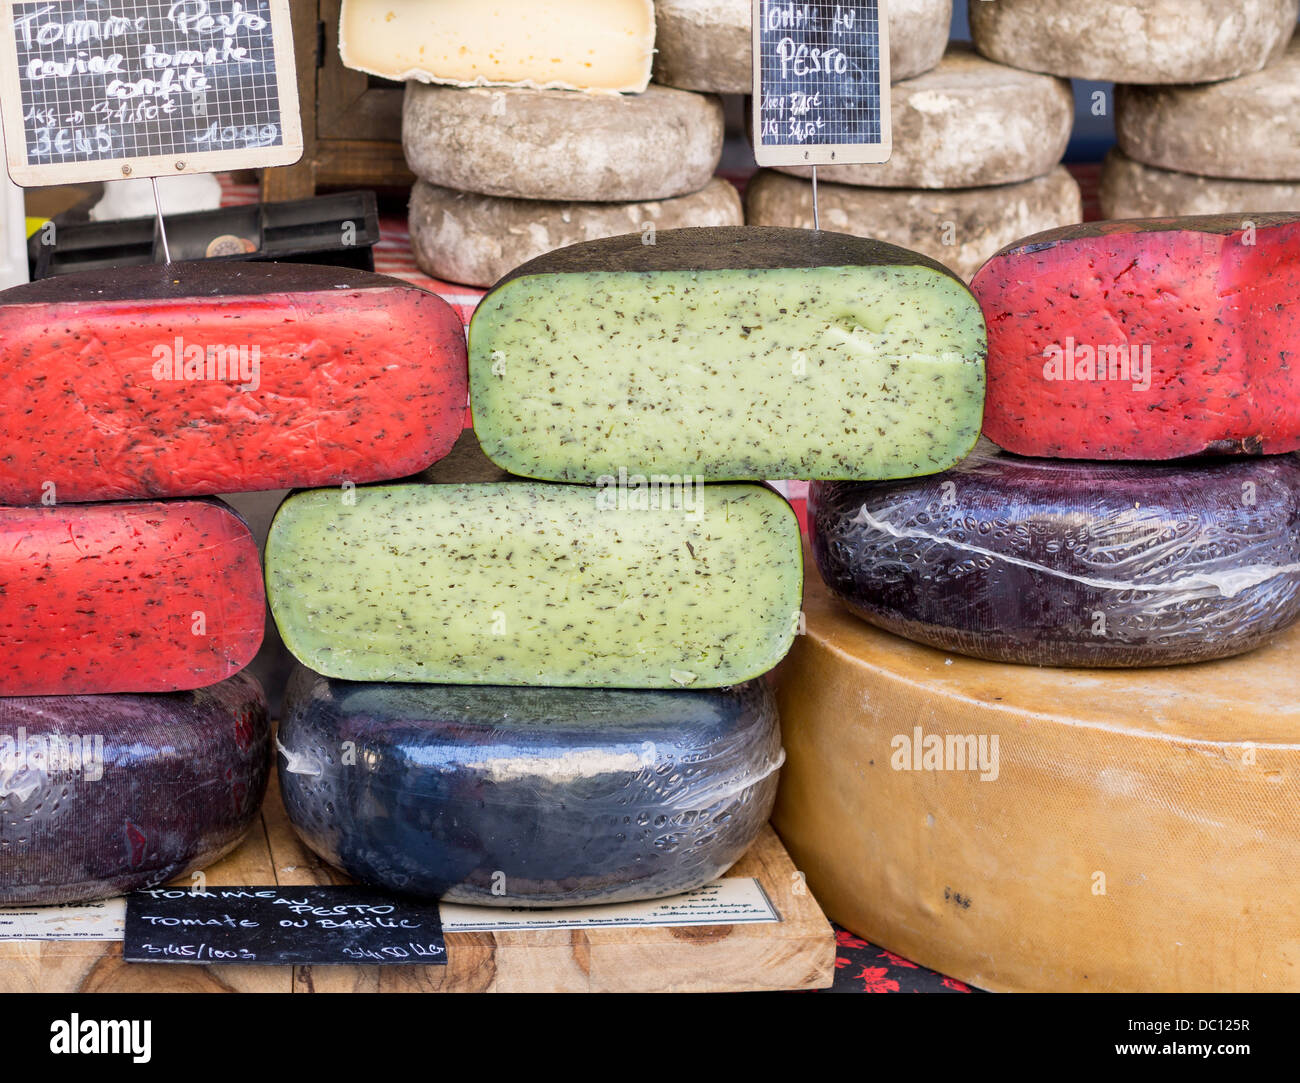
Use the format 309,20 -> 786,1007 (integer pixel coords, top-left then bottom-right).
0,262 -> 468,503
973,214 -> 1300,459
0,499 -> 265,695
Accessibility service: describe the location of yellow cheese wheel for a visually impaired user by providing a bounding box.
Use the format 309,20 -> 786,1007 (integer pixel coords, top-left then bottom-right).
773,562 -> 1300,992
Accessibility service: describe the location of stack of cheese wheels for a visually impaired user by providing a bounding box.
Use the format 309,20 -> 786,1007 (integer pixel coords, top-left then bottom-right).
1106,31 -> 1300,217
337,0 -> 739,287
778,211 -> 1300,990
268,224 -> 991,907
0,260 -> 469,904
746,35 -> 1084,281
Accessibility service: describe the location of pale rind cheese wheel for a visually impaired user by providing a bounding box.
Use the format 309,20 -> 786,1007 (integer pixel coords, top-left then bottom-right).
773,566 -> 1300,992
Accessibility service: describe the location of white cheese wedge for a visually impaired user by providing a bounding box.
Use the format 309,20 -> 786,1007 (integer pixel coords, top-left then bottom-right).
339,0 -> 656,93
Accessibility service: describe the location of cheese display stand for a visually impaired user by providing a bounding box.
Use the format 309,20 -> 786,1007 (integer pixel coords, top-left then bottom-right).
2,0 -> 1299,1051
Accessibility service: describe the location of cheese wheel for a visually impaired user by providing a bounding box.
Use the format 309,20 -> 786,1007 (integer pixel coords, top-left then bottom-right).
0,262 -> 467,504
970,0 -> 1299,84
408,177 -> 742,288
973,214 -> 1300,460
1100,149 -> 1300,219
1116,39 -> 1300,183
266,481 -> 802,689
744,167 -> 1083,282
652,0 -> 951,93
773,565 -> 1300,992
0,500 -> 264,696
773,45 -> 1074,190
469,227 -> 987,481
339,0 -> 656,93
0,672 -> 270,905
808,443 -> 1300,667
403,83 -> 724,203
278,667 -> 783,905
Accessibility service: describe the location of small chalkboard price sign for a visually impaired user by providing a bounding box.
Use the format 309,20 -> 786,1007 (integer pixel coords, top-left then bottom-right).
752,0 -> 892,167
0,0 -> 303,187
124,885 -> 447,967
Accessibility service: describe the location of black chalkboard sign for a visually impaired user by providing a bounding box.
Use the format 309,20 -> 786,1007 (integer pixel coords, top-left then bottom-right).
0,0 -> 302,186
752,0 -> 892,167
124,885 -> 447,966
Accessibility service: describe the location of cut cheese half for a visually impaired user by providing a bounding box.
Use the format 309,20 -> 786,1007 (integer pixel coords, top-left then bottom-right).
339,0 -> 655,93
469,227 -> 987,482
973,214 -> 1300,460
0,262 -> 468,503
0,500 -> 264,696
809,442 -> 1300,666
278,667 -> 783,905
266,481 -> 802,688
0,672 -> 270,905
773,562 -> 1300,992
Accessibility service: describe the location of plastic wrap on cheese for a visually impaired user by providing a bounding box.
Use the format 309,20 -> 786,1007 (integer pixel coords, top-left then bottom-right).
809,440 -> 1300,666
277,667 -> 783,905
0,673 -> 270,905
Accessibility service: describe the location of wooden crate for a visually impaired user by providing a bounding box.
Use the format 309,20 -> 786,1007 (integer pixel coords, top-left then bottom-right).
1,776 -> 835,993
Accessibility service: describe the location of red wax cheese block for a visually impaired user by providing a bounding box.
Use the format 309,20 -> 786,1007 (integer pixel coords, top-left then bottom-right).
0,500 -> 264,695
972,214 -> 1300,459
0,262 -> 468,503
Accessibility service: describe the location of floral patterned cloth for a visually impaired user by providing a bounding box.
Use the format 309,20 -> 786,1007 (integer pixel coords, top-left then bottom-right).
821,927 -> 975,994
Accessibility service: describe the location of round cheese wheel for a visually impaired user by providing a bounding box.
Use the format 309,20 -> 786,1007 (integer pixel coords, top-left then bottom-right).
745,166 -> 1082,281
774,45 -> 1073,190
403,83 -> 724,202
809,443 -> 1300,667
653,0 -> 951,93
409,177 -> 742,288
1115,39 -> 1300,182
970,0 -> 1299,84
0,672 -> 270,905
1100,149 -> 1300,219
773,566 -> 1300,992
277,668 -> 783,905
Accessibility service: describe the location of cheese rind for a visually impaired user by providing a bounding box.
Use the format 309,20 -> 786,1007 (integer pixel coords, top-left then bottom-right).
970,0 -> 1299,84
653,0 -> 952,92
469,227 -> 987,481
339,0 -> 655,93
746,167 -> 1082,282
809,443 -> 1300,666
409,177 -> 743,288
0,672 -> 270,905
1100,149 -> 1300,219
773,565 -> 1300,992
266,481 -> 802,689
973,215 -> 1300,460
278,667 -> 783,905
773,45 -> 1073,190
0,262 -> 468,504
1115,39 -> 1300,182
0,500 -> 264,696
403,83 -> 723,202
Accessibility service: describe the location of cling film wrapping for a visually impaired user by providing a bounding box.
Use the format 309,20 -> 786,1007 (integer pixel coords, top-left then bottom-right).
809,440 -> 1300,666
277,667 -> 783,906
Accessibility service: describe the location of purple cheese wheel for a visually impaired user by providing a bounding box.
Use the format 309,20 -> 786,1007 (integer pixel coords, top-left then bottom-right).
809,443 -> 1300,666
278,666 -> 783,905
0,672 -> 270,905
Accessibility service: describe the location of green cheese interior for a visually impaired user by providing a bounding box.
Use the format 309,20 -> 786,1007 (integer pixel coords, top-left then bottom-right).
470,266 -> 986,481
266,482 -> 802,688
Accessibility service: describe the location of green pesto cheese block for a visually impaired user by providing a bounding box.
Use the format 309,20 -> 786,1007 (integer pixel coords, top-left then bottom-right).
468,226 -> 987,482
265,481 -> 802,688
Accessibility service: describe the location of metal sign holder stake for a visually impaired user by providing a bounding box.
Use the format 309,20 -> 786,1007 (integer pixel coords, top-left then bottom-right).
810,165 -> 820,232
151,176 -> 172,264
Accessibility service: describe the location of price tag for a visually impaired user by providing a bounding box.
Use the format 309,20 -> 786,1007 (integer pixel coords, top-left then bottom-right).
752,0 -> 892,167
0,0 -> 302,186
